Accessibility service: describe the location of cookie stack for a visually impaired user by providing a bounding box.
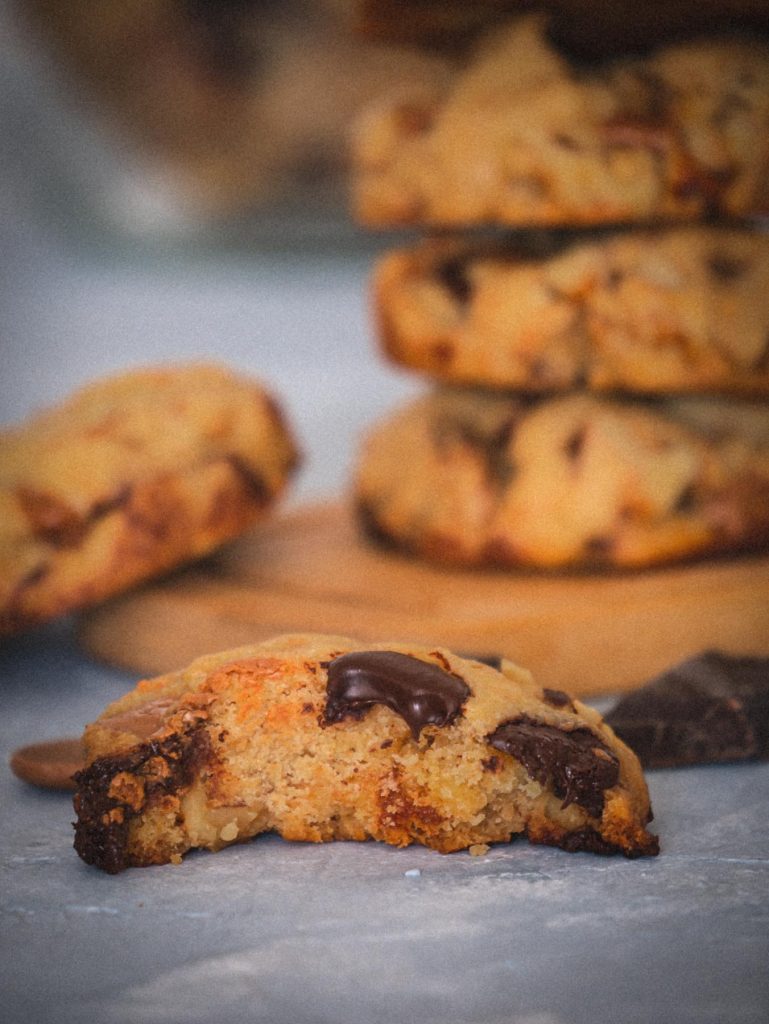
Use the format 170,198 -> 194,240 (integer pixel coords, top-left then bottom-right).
350,14 -> 769,570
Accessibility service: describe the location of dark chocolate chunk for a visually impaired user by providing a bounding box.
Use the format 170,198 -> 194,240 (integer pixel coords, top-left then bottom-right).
73,726 -> 210,874
486,716 -> 619,819
563,426 -> 586,461
554,826 -> 638,857
437,256 -> 472,304
605,651 -> 769,769
323,650 -> 470,740
355,498 -> 402,552
429,340 -> 456,366
542,688 -> 573,709
552,132 -> 582,151
606,267 -> 625,290
707,253 -> 747,283
463,654 -> 503,670
226,454 -> 272,506
432,410 -> 520,489
18,486 -> 129,549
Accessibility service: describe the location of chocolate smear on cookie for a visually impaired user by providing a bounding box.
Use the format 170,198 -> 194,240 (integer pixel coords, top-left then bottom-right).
487,716 -> 619,819
323,651 -> 470,740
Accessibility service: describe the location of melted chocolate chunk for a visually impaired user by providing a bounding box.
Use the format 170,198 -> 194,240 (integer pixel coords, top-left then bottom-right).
605,651 -> 769,769
356,498 -> 400,551
563,426 -> 586,461
486,716 -> 619,819
429,340 -> 455,366
323,651 -> 470,740
552,132 -> 582,151
465,654 -> 503,670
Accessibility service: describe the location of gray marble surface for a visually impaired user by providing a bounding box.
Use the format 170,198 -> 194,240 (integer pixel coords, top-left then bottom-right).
2,10 -> 768,1018
2,621 -> 768,1024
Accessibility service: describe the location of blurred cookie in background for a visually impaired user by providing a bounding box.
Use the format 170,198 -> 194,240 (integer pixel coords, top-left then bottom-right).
355,387 -> 769,570
372,227 -> 769,397
352,15 -> 769,228
0,363 -> 300,636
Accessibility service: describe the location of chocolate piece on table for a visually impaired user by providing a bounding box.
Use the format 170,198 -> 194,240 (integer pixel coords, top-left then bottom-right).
605,651 -> 769,769
10,738 -> 84,791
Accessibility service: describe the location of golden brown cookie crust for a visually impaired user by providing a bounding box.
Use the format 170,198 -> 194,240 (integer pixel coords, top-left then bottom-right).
352,16 -> 769,227
355,388 -> 769,570
73,633 -> 658,872
374,227 -> 769,396
0,363 -> 300,635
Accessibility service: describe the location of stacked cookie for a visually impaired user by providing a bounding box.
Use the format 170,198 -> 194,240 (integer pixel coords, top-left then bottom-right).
351,14 -> 769,570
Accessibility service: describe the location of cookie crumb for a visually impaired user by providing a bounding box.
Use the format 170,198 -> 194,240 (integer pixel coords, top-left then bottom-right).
469,843 -> 490,857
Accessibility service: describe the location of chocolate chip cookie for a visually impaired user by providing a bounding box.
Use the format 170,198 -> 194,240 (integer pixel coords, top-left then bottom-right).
353,15 -> 769,227
355,387 -> 769,569
374,227 -> 769,396
73,632 -> 658,872
0,363 -> 300,636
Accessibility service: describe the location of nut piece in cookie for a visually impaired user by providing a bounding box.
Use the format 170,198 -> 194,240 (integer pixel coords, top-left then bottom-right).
0,363 -> 300,636
73,633 -> 658,872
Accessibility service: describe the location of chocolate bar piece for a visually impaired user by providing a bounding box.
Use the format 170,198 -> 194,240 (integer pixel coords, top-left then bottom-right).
605,651 -> 769,769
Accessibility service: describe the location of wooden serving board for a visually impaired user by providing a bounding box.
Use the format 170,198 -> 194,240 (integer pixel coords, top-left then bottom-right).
79,500 -> 769,697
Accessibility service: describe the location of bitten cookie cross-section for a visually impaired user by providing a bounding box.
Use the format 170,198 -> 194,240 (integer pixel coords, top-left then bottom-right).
73,633 -> 658,872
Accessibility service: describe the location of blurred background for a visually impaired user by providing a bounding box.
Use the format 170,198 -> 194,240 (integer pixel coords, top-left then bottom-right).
3,0 -> 768,500
0,0 -> 452,500
0,0 -> 457,236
